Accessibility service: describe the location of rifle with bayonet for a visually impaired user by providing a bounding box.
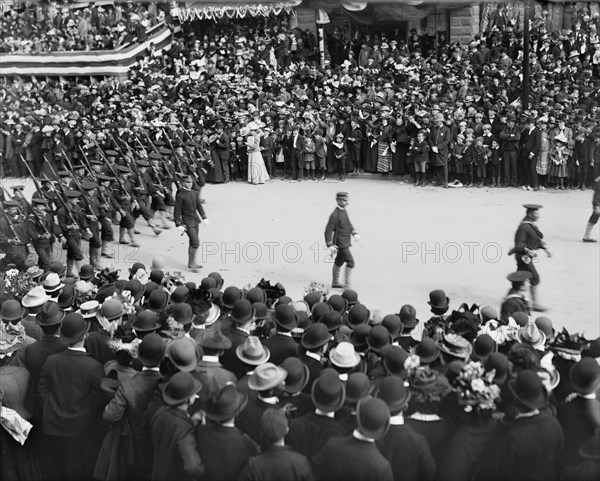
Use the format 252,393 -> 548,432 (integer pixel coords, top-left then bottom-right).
76,145 -> 111,207
62,153 -> 100,220
13,157 -> 52,237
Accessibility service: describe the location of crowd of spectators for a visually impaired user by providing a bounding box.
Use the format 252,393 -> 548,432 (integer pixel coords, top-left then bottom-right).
1,3 -> 600,189
0,1 -> 165,54
1,256 -> 599,481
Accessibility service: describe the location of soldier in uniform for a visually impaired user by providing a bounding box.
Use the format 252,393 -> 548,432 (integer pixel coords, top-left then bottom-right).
26,198 -> 57,271
582,168 -> 600,242
80,180 -> 103,270
57,190 -> 91,278
149,152 -> 171,229
131,159 -> 162,236
500,271 -> 532,322
174,175 -> 209,273
512,204 -> 551,312
96,174 -> 115,258
160,147 -> 176,219
0,199 -> 32,270
324,192 -> 360,289
111,166 -> 138,247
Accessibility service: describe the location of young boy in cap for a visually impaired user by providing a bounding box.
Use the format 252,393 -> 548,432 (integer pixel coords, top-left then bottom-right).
240,407 -> 313,481
324,192 -> 360,289
512,204 -> 552,311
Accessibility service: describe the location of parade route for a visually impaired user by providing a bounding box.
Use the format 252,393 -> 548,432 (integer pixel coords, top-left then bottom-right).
7,176 -> 599,338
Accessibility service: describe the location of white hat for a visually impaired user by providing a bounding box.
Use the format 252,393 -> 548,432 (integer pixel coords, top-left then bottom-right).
22,286 -> 50,308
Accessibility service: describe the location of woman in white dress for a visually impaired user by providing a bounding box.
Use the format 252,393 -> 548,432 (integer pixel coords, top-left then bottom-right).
246,122 -> 270,185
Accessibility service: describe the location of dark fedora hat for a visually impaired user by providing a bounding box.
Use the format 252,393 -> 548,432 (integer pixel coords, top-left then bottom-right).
35,302 -> 66,326
61,313 -> 89,344
280,357 -> 310,394
162,372 -> 203,405
272,304 -> 299,331
205,383 -> 248,422
311,301 -> 333,322
301,323 -> 331,350
311,368 -> 346,413
137,333 -> 166,367
132,310 -> 161,332
428,289 -> 449,310
193,328 -> 232,350
508,369 -> 548,410
356,397 -> 390,440
230,299 -> 254,324
376,375 -> 411,413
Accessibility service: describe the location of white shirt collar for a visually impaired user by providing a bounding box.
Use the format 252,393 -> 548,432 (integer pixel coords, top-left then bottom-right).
578,393 -> 597,400
68,346 -> 86,352
338,373 -> 348,382
142,366 -> 160,372
258,395 -> 279,405
202,355 -> 220,363
305,351 -> 321,362
315,408 -> 335,418
389,413 -> 405,425
277,331 -> 292,337
353,429 -> 375,443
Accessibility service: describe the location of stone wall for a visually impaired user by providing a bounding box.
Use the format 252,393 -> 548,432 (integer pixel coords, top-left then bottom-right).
449,5 -> 480,44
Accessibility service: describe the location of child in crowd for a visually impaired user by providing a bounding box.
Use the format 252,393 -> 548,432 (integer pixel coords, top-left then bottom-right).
407,130 -> 429,187
537,118 -> 550,190
303,128 -> 316,180
572,128 -> 588,190
463,136 -> 476,187
314,129 -> 327,180
549,133 -> 570,190
332,132 -> 347,181
489,139 -> 502,187
451,133 -> 467,186
474,136 -> 491,188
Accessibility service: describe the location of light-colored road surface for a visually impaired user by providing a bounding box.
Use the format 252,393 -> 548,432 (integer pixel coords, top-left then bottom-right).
6,176 -> 599,338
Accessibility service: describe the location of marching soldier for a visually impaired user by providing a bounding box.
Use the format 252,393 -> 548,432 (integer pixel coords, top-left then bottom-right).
132,159 -> 162,236
96,174 -> 116,258
149,152 -> 171,229
81,180 -> 103,270
111,166 -> 139,247
26,198 -> 58,271
57,190 -> 91,278
512,204 -> 552,312
0,199 -> 33,270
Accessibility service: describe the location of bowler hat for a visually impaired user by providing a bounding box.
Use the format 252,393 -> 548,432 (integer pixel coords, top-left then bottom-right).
349,323 -> 371,349
137,333 -> 166,367
512,311 -> 529,327
382,314 -> 402,338
98,299 -> 125,321
173,303 -> 195,325
399,304 -> 418,329
342,290 -> 359,306
318,310 -> 343,332
57,285 -> 74,309
329,342 -> 361,368
132,310 -> 161,332
345,372 -> 373,404
79,264 -> 95,281
165,337 -> 199,372
484,352 -> 509,384
205,383 -> 248,421
148,289 -> 169,313
272,304 -> 298,331
311,368 -> 346,413
356,397 -> 390,440
280,357 -> 310,394
1,299 -> 25,322
415,338 -> 439,363
222,286 -> 243,308
35,302 -> 65,326
303,291 -> 323,309
171,286 -> 189,304
376,375 -> 411,413
193,328 -> 232,350
508,369 -> 548,409
382,345 -> 410,376
21,286 -> 50,308
311,301 -> 333,321
61,313 -> 89,343
427,289 -> 449,310
366,326 -> 392,352
569,358 -> 600,395
230,299 -> 254,324
246,287 -> 267,304
302,321 -> 332,350
248,362 -> 287,391
124,279 -> 145,302
473,334 -> 497,359
347,304 -> 370,328
163,372 -> 202,405
236,336 -> 270,365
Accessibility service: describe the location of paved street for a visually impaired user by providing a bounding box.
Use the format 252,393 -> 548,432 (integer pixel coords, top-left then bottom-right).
6,176 -> 599,337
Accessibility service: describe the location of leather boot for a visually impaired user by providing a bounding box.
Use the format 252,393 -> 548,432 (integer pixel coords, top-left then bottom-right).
188,247 -> 202,272
583,222 -> 597,242
128,229 -> 140,248
530,285 -> 548,312
66,258 -> 78,279
101,240 -> 113,258
148,218 -> 162,236
89,247 -> 103,270
119,227 -> 129,244
344,266 -> 353,289
332,264 -> 343,288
